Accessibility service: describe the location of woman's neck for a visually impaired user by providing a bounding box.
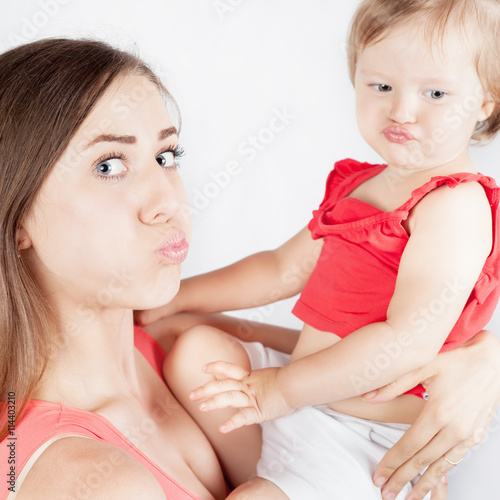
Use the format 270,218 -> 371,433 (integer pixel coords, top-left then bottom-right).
33,307 -> 141,410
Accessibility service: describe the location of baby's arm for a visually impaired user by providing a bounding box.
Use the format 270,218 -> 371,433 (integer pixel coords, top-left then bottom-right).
192,181 -> 493,428
138,226 -> 323,321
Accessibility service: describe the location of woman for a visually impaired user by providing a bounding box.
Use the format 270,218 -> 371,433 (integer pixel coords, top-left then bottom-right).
0,37 -> 224,500
0,38 -> 498,500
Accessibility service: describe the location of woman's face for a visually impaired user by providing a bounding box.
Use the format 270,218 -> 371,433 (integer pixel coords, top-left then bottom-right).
21,74 -> 190,312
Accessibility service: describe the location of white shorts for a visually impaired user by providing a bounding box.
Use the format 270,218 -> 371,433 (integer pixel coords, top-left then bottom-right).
239,340 -> 430,500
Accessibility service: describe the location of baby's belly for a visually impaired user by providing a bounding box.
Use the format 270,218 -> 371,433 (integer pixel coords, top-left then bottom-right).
290,324 -> 425,424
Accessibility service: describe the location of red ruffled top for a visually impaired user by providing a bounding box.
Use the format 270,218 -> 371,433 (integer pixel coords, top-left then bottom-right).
292,159 -> 500,397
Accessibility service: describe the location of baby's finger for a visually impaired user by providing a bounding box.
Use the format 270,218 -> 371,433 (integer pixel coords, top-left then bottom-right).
133,309 -> 149,326
202,360 -> 250,380
198,390 -> 251,412
189,378 -> 245,401
134,307 -> 166,326
219,407 -> 261,433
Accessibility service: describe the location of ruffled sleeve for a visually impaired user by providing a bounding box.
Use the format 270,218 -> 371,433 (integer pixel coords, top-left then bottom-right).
398,172 -> 499,216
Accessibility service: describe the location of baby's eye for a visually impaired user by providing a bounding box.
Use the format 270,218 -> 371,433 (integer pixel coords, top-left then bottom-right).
372,84 -> 392,92
156,151 -> 176,168
96,158 -> 127,176
425,90 -> 447,100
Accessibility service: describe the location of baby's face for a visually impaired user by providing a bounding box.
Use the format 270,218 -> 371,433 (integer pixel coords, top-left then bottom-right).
354,24 -> 493,173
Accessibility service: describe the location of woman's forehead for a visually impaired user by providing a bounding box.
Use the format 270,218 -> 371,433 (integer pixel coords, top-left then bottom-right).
71,75 -> 172,147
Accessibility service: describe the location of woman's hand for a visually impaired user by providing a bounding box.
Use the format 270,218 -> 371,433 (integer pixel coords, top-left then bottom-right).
362,330 -> 500,500
189,362 -> 294,432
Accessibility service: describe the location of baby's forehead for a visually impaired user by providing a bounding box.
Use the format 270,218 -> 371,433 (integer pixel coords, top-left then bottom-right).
361,21 -> 478,68
375,20 -> 474,51
356,23 -> 483,90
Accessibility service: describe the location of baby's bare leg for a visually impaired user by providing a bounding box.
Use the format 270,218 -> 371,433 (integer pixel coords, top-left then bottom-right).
163,325 -> 260,488
227,477 -> 289,499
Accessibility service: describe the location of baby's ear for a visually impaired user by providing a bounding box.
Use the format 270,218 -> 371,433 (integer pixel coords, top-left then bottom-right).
478,92 -> 496,122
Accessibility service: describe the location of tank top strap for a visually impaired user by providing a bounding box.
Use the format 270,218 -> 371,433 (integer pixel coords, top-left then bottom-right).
316,159 -> 386,212
133,325 -> 166,379
398,171 -> 500,215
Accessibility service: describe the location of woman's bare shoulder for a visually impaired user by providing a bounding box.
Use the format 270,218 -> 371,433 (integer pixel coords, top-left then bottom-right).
17,436 -> 166,500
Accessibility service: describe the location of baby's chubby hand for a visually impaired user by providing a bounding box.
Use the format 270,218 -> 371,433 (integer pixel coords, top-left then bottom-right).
189,362 -> 294,432
134,301 -> 178,326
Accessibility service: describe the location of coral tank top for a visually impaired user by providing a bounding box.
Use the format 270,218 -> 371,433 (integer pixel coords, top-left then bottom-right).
292,159 -> 500,396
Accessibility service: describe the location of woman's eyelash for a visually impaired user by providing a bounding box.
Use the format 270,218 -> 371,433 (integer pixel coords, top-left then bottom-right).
168,145 -> 185,163
173,146 -> 185,158
93,151 -> 127,168
157,145 -> 185,171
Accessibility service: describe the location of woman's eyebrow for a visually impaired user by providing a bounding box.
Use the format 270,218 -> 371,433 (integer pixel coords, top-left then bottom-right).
158,126 -> 178,141
84,126 -> 178,150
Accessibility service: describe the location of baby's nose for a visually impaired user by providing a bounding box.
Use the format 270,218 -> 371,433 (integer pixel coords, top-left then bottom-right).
389,91 -> 418,124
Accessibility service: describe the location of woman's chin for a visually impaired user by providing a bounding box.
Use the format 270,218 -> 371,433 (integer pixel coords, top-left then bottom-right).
135,284 -> 180,311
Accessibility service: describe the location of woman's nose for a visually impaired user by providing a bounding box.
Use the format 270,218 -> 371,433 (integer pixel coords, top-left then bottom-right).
389,91 -> 418,124
138,162 -> 184,225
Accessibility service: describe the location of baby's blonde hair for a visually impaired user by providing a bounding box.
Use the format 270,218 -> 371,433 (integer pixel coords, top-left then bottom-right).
347,0 -> 500,143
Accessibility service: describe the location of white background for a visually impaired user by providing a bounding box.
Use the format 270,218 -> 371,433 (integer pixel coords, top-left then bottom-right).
1,0 -> 499,498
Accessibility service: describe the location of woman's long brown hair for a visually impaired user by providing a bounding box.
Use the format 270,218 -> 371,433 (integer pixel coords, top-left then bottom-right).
0,38 -> 177,440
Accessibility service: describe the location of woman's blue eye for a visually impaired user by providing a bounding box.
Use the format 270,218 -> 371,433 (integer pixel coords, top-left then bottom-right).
156,151 -> 176,168
373,84 -> 392,92
425,90 -> 447,99
96,158 -> 127,176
